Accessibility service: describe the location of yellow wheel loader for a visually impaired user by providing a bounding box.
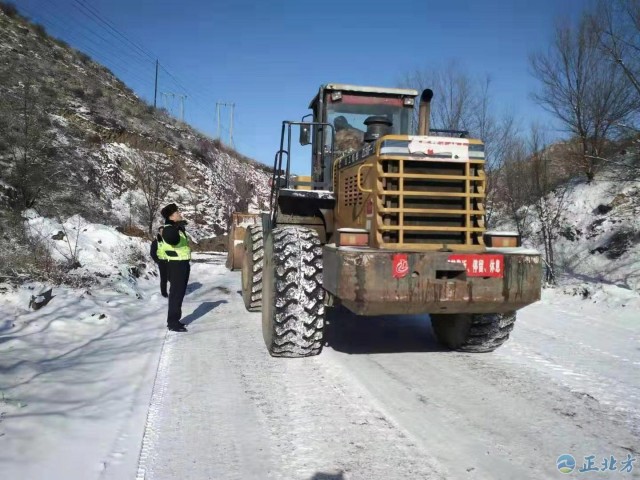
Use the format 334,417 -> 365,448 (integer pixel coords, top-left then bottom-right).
241,83 -> 542,358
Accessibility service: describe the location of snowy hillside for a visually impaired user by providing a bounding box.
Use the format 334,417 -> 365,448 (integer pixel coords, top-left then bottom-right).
0,7 -> 271,242
553,180 -> 640,291
494,173 -> 640,297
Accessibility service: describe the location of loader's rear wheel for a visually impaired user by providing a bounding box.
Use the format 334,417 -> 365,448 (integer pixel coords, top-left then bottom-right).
241,224 -> 264,311
262,226 -> 325,357
430,312 -> 516,353
225,234 -> 234,270
225,228 -> 243,271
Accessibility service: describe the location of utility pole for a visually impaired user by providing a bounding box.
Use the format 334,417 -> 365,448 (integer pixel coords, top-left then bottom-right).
216,102 -> 220,139
162,92 -> 187,121
154,60 -> 159,108
229,102 -> 235,147
216,101 -> 235,145
180,94 -> 187,122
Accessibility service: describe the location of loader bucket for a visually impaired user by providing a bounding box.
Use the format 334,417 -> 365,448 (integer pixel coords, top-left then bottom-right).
225,212 -> 260,271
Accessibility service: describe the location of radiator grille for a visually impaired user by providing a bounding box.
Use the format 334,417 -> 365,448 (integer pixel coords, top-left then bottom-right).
376,156 -> 486,250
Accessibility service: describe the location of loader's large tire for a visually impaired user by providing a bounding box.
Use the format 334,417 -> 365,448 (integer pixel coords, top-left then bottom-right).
430,312 -> 516,353
262,226 -> 325,357
225,229 -> 243,271
225,235 -> 234,270
241,224 -> 263,311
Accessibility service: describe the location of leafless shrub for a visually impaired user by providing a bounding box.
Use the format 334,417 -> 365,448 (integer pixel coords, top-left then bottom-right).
130,151 -> 174,234
32,23 -> 46,38
0,2 -> 18,17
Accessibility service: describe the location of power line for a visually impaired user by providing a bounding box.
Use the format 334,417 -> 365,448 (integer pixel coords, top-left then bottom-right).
0,16 -> 150,94
14,0 -> 247,146
24,0 -> 155,67
66,0 -> 211,104
19,1 -> 198,115
71,0 -> 156,63
18,1 -> 157,88
26,0 -> 186,101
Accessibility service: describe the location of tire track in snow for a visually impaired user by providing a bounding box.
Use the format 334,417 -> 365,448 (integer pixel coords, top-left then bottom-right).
135,331 -> 174,480
497,341 -> 640,437
141,258 -> 448,479
229,336 -> 448,479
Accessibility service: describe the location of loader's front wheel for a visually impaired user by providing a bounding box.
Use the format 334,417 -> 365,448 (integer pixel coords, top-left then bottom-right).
241,224 -> 263,311
262,226 -> 325,357
430,312 -> 516,353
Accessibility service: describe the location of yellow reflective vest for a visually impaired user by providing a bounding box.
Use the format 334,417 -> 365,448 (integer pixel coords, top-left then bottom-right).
162,224 -> 191,261
156,234 -> 169,261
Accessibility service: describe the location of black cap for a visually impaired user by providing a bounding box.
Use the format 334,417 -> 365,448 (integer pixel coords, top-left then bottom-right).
161,203 -> 178,219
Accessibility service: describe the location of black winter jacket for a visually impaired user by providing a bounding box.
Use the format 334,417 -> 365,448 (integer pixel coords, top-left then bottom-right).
162,220 -> 188,246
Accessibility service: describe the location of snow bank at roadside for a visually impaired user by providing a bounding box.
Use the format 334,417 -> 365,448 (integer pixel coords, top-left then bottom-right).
21,210 -> 152,295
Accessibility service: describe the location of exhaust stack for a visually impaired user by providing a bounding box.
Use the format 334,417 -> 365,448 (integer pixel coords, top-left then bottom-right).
417,89 -> 433,136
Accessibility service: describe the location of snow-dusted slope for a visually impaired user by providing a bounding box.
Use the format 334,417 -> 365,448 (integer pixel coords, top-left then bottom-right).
495,175 -> 640,294
0,9 -> 271,239
553,179 -> 640,290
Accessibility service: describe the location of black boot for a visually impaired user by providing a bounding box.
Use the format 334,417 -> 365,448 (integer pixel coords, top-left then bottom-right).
168,324 -> 187,332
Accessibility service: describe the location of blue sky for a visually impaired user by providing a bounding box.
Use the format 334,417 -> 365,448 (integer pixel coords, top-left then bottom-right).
19,0 -> 588,174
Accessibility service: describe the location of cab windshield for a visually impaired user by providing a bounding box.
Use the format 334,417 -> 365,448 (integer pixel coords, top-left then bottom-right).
327,104 -> 411,136
326,96 -> 412,151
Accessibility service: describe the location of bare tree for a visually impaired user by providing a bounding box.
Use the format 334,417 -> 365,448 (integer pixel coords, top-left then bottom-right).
495,137 -> 535,238
590,0 -> 640,98
588,0 -> 640,184
527,126 -> 571,285
432,63 -> 476,132
401,62 -> 478,133
530,16 -> 639,181
130,152 -> 174,234
483,111 -> 520,227
123,191 -> 137,230
0,83 -> 61,210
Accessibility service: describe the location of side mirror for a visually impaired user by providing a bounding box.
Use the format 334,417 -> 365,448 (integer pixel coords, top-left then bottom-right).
299,124 -> 311,146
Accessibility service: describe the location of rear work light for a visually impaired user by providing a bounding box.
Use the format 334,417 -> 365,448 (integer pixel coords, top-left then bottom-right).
337,228 -> 369,247
484,231 -> 521,248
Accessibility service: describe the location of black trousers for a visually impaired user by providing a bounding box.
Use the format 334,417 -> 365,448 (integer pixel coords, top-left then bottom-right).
157,260 -> 168,295
167,261 -> 190,328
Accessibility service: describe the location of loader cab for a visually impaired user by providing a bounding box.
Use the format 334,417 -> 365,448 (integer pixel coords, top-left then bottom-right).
306,83 -> 419,187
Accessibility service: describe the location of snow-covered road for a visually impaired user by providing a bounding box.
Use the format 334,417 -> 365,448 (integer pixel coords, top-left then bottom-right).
142,255 -> 639,480
1,253 -> 638,479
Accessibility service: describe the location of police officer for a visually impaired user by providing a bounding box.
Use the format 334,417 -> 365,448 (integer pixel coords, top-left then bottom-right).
160,203 -> 191,332
149,226 -> 168,297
